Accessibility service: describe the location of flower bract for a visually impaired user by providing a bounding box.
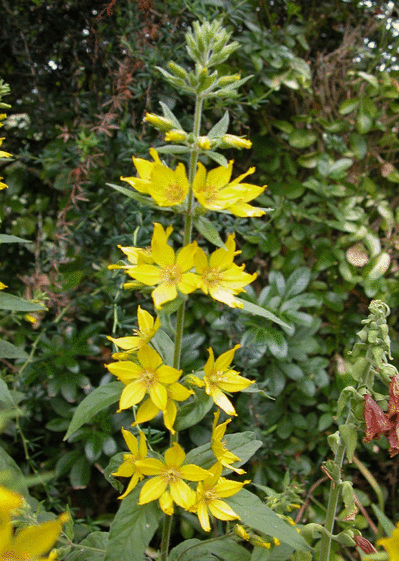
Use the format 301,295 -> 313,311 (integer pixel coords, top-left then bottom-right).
106,345 -> 182,412
194,234 -> 257,308
136,442 -> 210,515
112,428 -> 147,499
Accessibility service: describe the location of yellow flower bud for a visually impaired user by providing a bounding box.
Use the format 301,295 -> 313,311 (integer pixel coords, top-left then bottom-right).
221,134 -> 252,149
144,113 -> 174,131
164,129 -> 187,143
24,314 -> 37,324
250,536 -> 271,549
273,537 -> 280,546
197,136 -> 211,150
234,525 -> 251,541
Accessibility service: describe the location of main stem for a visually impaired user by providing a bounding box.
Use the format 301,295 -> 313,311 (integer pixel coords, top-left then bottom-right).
319,356 -> 373,561
161,94 -> 204,561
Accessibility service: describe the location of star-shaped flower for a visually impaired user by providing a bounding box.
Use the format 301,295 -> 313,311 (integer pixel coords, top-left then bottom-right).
106,345 -> 182,412
136,442 -> 210,515
112,428 -> 147,499
192,161 -> 265,217
120,148 -> 162,194
189,462 -> 250,532
107,306 -> 161,359
125,223 -> 201,309
194,234 -> 257,309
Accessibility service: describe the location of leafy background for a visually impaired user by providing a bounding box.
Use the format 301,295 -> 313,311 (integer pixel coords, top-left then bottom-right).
1,0 -> 399,558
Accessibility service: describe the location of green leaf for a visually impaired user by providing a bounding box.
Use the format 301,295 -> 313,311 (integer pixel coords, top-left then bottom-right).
193,216 -> 225,248
151,329 -> 175,367
0,292 -> 46,312
273,120 -> 294,134
371,504 -> 395,536
168,538 -> 251,561
338,98 -> 359,115
327,158 -> 353,179
156,145 -> 191,155
0,234 -> 32,243
65,532 -> 108,561
288,130 -> 317,149
0,340 -> 29,359
356,112 -> 373,134
235,298 -> 294,335
227,489 -> 311,551
284,267 -> 311,298
349,133 -> 367,160
0,378 -> 15,407
205,151 -> 229,166
262,327 -> 288,359
159,100 -> 183,130
297,151 -> 319,168
174,390 -> 214,431
64,382 -> 123,440
104,483 -> 162,561
208,110 -> 229,139
70,456 -> 91,489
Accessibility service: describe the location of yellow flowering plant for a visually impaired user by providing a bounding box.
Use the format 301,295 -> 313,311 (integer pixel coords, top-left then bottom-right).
64,19 -> 310,561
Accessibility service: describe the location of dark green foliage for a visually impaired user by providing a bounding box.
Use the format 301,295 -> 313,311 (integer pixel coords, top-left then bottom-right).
1,0 -> 399,556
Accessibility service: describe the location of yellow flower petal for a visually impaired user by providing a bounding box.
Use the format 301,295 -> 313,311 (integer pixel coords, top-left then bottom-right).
139,476 -> 168,504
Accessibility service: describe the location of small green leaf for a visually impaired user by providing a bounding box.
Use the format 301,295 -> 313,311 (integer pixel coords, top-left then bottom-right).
288,130 -> 317,149
0,340 -> 29,359
174,390 -> 214,431
205,151 -> 229,166
349,133 -> 367,160
151,329 -> 175,367
64,382 -> 123,440
235,298 -> 294,334
70,456 -> 91,489
159,101 -> 183,130
339,423 -> 357,462
285,267 -> 311,298
104,483 -> 162,561
0,234 -> 32,243
0,378 -> 15,407
0,292 -> 46,312
338,98 -> 359,115
327,158 -> 353,179
193,216 -> 225,248
106,183 -> 155,206
65,532 -> 108,561
208,111 -> 229,139
356,112 -> 373,134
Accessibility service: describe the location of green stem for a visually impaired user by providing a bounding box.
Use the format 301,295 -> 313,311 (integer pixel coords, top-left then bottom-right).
319,354 -> 373,560
166,92 -> 204,561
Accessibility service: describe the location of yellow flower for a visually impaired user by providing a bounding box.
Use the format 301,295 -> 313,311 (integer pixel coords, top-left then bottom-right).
234,524 -> 251,541
0,281 -> 7,290
112,428 -> 147,499
136,442 -> 210,515
220,134 -> 252,150
106,345 -> 182,412
190,462 -> 250,532
132,382 -> 193,434
192,161 -> 265,216
120,147 -> 162,194
211,410 -> 245,473
107,306 -> 160,359
203,345 -> 254,416
377,522 -> 399,560
0,487 -> 69,561
0,177 -> 8,190
146,161 -> 189,207
0,137 -> 12,159
126,223 -> 201,309
164,129 -> 187,143
194,233 -> 257,309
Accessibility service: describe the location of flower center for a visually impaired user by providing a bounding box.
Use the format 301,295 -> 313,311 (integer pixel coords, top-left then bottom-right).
204,489 -> 219,503
140,369 -> 156,387
209,370 -> 227,385
203,267 -> 222,287
164,466 -> 181,483
123,453 -> 136,465
165,182 -> 185,203
202,184 -> 218,203
160,264 -> 182,285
